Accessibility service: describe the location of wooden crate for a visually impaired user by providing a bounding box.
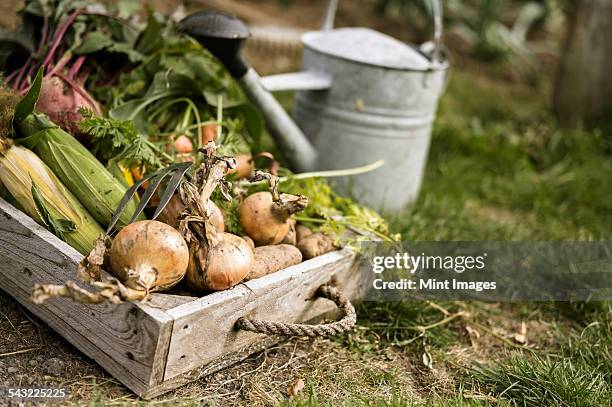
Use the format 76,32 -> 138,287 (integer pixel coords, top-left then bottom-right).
0,198 -> 366,398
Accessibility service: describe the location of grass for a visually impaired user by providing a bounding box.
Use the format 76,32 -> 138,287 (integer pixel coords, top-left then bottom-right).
371,69 -> 612,406
334,301 -> 463,352
394,71 -> 611,241
472,307 -> 611,407
292,68 -> 612,406
473,355 -> 610,407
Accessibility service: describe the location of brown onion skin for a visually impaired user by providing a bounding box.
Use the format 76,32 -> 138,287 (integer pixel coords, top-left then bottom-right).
157,194 -> 224,232
109,220 -> 189,292
227,154 -> 253,179
185,233 -> 254,291
238,192 -> 288,246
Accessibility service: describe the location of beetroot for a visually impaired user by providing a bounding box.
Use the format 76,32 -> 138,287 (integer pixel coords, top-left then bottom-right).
37,76 -> 101,142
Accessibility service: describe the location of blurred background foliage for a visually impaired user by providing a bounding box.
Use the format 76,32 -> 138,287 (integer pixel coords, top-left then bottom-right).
277,0 -> 568,79
376,0 -> 568,75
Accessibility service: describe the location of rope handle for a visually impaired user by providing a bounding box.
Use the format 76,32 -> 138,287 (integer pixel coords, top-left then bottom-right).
235,284 -> 356,337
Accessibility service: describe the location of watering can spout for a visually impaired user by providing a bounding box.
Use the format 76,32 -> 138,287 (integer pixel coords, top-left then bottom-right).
238,69 -> 319,172
178,11 -> 318,172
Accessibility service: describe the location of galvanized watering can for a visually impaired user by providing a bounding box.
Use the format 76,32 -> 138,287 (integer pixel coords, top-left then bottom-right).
178,0 -> 448,211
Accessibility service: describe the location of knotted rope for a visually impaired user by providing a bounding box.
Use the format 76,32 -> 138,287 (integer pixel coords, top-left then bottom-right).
235,285 -> 356,337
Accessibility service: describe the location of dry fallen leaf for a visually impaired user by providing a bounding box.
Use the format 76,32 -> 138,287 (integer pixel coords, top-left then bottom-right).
422,351 -> 433,370
465,325 -> 481,348
513,321 -> 528,345
465,325 -> 481,339
355,98 -> 365,111
287,378 -> 305,397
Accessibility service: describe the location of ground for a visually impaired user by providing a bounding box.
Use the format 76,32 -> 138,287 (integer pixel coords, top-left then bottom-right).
0,1 -> 611,406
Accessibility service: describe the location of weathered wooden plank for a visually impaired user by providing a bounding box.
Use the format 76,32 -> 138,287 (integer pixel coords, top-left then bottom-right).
142,335 -> 281,399
163,248 -> 365,381
0,198 -> 173,395
139,302 -> 174,387
148,292 -> 198,311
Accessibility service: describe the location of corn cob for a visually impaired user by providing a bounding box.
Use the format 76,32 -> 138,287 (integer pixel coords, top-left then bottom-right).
0,138 -> 103,254
107,160 -> 135,188
14,113 -> 142,228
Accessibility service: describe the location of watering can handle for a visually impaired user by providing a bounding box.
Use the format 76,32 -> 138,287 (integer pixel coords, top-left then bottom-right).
321,0 -> 338,31
431,0 -> 444,66
321,0 -> 444,65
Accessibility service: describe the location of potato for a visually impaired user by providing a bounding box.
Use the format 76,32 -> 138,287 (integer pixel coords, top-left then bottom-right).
281,218 -> 297,245
244,244 -> 302,281
297,232 -> 338,260
295,224 -> 313,242
241,235 -> 255,250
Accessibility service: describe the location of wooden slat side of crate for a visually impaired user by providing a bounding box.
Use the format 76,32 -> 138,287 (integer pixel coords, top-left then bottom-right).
141,248 -> 364,399
162,249 -> 362,381
0,198 -> 171,396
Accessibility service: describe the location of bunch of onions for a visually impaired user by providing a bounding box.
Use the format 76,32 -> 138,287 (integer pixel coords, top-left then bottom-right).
239,172 -> 308,246
178,147 -> 254,291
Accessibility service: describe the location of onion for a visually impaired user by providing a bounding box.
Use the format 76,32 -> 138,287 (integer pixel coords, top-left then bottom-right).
30,221 -> 189,304
109,220 -> 189,292
239,174 -> 308,246
186,232 -> 254,291
157,193 -> 224,231
178,147 -> 254,292
227,154 -> 253,179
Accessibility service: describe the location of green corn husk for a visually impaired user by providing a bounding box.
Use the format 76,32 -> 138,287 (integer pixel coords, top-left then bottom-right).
0,139 -> 103,254
14,113 -> 142,228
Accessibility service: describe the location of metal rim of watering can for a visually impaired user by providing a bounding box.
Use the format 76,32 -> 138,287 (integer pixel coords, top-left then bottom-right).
301,0 -> 448,73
